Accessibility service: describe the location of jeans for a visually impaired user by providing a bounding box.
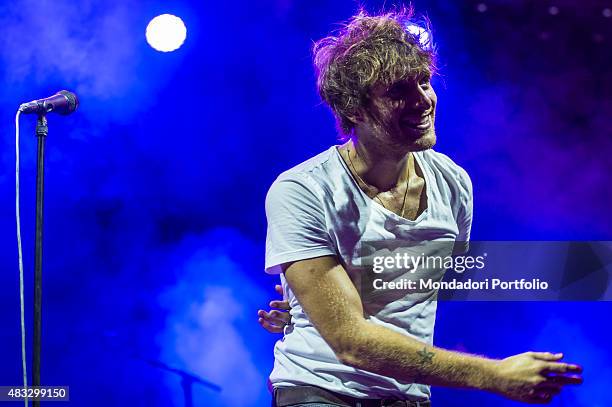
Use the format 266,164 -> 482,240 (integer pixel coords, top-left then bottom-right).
272,386 -> 431,407
278,404 -> 341,407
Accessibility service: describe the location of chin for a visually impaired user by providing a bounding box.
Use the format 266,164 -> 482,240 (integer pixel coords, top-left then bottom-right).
412,131 -> 436,150
397,130 -> 436,152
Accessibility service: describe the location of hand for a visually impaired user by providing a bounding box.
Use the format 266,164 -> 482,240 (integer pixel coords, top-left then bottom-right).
258,284 -> 292,333
492,352 -> 583,404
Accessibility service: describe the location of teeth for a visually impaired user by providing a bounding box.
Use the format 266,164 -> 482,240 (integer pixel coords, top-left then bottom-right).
404,115 -> 428,124
403,115 -> 430,127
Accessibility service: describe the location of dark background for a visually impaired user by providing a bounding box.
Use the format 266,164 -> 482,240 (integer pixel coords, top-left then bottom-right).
0,0 -> 610,405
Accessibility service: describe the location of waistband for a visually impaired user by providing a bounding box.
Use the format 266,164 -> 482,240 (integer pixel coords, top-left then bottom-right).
273,385 -> 431,407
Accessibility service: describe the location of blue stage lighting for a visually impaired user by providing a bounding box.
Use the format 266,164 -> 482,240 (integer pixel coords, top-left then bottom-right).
405,24 -> 431,50
145,14 -> 187,52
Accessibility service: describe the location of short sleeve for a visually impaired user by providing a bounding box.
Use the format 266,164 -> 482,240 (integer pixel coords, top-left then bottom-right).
264,175 -> 336,274
453,168 -> 473,254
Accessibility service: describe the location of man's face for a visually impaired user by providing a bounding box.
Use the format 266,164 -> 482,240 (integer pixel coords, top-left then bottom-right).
356,73 -> 437,153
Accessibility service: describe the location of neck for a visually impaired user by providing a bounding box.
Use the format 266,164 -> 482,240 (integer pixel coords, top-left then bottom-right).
346,137 -> 411,192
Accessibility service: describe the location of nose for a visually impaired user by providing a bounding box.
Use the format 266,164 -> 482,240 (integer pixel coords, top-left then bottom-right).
412,85 -> 432,111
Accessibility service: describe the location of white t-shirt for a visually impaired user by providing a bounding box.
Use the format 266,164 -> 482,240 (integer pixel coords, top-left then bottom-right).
264,145 -> 472,400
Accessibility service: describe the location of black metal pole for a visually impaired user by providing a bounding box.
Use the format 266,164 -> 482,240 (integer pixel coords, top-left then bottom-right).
33,114 -> 48,407
180,376 -> 194,407
137,356 -> 221,405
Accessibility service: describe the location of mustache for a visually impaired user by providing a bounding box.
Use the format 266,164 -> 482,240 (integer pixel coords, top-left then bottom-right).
401,109 -> 433,119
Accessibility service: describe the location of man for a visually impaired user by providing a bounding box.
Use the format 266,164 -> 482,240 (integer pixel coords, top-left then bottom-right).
259,9 -> 582,406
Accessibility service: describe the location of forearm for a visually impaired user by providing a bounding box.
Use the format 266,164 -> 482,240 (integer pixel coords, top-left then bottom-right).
338,320 -> 499,391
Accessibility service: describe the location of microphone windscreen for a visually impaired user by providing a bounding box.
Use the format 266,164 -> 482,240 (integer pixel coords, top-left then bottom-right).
57,90 -> 79,115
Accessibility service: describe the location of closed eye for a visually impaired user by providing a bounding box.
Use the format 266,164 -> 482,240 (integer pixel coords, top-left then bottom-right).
418,76 -> 431,89
386,83 -> 409,99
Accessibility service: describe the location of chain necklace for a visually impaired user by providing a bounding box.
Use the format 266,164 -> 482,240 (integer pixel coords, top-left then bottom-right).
345,145 -> 410,217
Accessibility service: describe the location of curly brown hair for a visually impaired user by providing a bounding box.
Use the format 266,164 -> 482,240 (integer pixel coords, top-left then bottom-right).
313,7 -> 437,137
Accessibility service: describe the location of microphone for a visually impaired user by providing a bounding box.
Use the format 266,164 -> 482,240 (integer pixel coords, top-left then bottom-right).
19,90 -> 79,115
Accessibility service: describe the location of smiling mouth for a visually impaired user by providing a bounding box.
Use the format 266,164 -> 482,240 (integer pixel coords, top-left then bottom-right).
401,114 -> 432,131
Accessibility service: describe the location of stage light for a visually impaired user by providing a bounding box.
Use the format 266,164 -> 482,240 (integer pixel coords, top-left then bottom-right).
145,14 -> 187,52
548,6 -> 559,16
603,8 -> 612,18
476,3 -> 488,13
406,24 -> 431,49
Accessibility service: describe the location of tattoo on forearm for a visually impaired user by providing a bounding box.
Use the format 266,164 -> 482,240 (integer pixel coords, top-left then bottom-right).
413,347 -> 435,384
417,347 -> 435,364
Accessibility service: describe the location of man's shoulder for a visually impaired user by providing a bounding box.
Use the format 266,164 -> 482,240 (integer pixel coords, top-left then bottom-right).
275,145 -> 337,182
266,145 -> 339,203
419,148 -> 466,172
419,149 -> 471,187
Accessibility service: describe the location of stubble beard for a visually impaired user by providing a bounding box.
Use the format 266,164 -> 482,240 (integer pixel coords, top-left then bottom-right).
374,118 -> 437,158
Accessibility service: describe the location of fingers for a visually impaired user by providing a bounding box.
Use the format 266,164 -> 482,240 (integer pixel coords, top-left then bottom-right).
531,352 -> 583,385
523,373 -> 582,404
524,387 -> 558,404
271,285 -> 291,310
258,309 -> 290,333
258,284 -> 291,334
542,361 -> 583,375
258,317 -> 284,333
530,352 -> 564,361
259,309 -> 291,324
523,372 -> 581,404
526,391 -> 554,404
512,352 -> 583,404
535,383 -> 563,396
542,373 -> 583,386
258,309 -> 291,336
270,300 -> 291,310
540,360 -> 583,388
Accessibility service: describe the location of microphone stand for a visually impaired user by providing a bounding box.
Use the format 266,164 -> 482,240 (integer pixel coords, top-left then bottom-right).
139,357 -> 222,407
32,114 -> 48,407
102,332 -> 222,407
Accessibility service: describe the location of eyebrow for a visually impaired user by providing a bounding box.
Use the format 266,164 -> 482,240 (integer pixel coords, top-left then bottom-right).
390,72 -> 431,86
411,71 -> 432,82
388,75 -> 430,89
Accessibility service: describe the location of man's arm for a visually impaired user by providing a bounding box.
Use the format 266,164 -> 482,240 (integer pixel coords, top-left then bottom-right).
283,255 -> 582,404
